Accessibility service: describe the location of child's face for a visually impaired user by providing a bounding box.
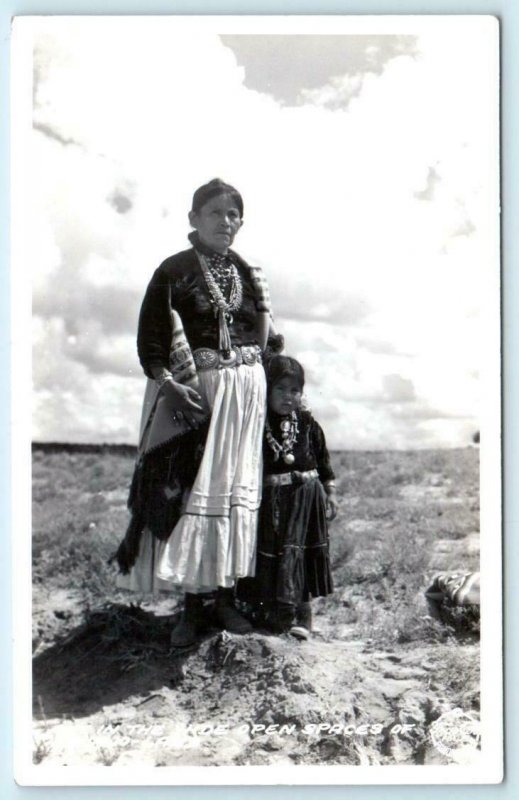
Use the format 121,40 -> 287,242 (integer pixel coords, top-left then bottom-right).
269,376 -> 302,415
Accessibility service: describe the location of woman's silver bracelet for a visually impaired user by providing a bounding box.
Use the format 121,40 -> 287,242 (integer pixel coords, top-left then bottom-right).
155,371 -> 174,389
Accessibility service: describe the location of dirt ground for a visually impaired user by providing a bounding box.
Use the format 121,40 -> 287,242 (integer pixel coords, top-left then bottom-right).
31,446 -> 480,768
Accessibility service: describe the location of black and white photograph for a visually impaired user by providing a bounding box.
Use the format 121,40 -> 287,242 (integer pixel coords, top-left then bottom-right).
12,14 -> 501,785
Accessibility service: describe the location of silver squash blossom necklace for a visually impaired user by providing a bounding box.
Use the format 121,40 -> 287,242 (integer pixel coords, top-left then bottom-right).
195,250 -> 243,358
265,412 -> 299,465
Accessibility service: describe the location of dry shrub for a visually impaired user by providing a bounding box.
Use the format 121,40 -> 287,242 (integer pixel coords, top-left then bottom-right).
326,448 -> 479,648
33,450 -> 136,598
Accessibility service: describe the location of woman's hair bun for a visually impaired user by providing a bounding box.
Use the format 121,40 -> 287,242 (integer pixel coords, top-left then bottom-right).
191,178 -> 244,217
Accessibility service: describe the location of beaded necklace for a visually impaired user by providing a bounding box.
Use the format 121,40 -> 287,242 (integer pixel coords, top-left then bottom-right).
265,412 -> 299,465
207,252 -> 234,295
195,250 -> 243,357
197,251 -> 243,318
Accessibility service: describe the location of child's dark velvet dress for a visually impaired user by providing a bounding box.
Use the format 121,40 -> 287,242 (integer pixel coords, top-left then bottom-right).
243,409 -> 335,609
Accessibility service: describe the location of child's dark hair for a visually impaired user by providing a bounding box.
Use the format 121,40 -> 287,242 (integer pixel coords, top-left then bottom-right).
266,355 -> 305,391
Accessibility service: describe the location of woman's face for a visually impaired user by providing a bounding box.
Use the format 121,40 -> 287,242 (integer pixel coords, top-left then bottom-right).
269,376 -> 303,416
189,193 -> 243,254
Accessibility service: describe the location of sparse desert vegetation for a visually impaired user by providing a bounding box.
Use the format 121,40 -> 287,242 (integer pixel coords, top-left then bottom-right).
32,445 -> 480,767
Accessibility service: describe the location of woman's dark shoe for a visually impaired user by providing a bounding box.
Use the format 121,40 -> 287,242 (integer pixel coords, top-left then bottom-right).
290,601 -> 312,640
170,592 -> 207,648
215,588 -> 253,634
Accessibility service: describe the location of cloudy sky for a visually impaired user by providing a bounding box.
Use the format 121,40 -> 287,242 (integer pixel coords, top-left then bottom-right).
24,17 -> 498,449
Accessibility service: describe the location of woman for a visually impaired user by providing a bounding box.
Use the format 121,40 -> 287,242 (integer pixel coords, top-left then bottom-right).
114,178 -> 282,647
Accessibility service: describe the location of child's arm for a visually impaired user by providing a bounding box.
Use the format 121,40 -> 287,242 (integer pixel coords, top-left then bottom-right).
310,416 -> 339,521
324,480 -> 339,521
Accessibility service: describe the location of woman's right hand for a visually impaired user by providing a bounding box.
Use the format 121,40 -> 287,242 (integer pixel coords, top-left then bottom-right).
161,379 -> 206,428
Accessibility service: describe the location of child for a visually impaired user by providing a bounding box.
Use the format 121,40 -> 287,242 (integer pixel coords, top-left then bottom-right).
247,354 -> 338,639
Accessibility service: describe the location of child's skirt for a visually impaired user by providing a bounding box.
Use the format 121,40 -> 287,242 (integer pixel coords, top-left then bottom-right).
244,473 -> 334,608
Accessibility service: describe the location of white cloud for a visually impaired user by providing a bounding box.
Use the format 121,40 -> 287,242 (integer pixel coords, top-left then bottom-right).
27,20 -> 496,448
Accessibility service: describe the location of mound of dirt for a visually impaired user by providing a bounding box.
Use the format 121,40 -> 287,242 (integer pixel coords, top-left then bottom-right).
33,603 -> 480,767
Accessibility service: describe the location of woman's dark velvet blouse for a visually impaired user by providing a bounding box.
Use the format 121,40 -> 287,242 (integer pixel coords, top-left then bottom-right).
264,409 -> 335,484
137,245 -> 269,379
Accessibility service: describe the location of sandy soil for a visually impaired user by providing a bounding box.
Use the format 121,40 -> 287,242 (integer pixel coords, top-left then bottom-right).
31,447 -> 481,769
32,590 -> 480,768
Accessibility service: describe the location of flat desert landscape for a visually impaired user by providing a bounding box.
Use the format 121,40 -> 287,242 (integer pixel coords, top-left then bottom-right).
31,446 -> 480,767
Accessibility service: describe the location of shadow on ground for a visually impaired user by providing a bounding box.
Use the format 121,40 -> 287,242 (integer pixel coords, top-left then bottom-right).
32,603 -> 213,719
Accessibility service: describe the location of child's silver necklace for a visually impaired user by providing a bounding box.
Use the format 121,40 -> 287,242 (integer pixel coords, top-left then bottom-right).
265,412 -> 299,465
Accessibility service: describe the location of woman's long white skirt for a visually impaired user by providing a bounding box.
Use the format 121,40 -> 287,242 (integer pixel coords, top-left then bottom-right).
116,361 -> 266,594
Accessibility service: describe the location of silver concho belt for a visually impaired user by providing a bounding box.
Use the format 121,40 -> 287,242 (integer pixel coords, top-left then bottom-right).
193,345 -> 262,370
263,469 -> 319,487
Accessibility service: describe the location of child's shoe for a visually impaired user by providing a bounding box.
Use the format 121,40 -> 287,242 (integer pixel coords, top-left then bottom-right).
290,602 -> 312,640
269,602 -> 296,634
